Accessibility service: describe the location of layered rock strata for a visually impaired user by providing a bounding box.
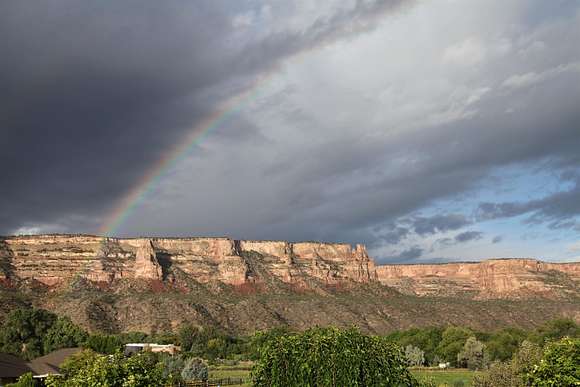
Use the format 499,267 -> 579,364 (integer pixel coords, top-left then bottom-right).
0,235 -> 578,299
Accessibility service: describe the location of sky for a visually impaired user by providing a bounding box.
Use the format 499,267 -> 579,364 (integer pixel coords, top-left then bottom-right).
1,0 -> 580,263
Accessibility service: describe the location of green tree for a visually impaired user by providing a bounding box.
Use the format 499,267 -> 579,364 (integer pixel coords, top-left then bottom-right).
45,349 -> 168,387
387,327 -> 443,365
122,351 -> 166,387
524,337 -> 579,387
252,326 -> 418,387
472,339 -> 543,387
178,324 -> 197,352
405,345 -> 425,367
160,354 -> 185,381
512,340 -> 542,376
42,316 -> 88,353
84,334 -> 123,354
472,361 -> 522,387
486,328 -> 526,361
534,319 -> 579,343
0,308 -> 57,359
436,327 -> 471,366
457,336 -> 488,370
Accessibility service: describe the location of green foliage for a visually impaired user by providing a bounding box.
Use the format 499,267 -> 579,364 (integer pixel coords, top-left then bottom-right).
5,372 -> 35,387
45,349 -> 169,387
524,337 -> 580,387
512,340 -> 542,376
177,324 -> 249,360
457,337 -> 488,370
120,331 -> 149,344
436,327 -> 472,366
387,327 -> 443,365
533,318 -> 580,344
181,357 -> 209,381
252,326 -> 418,387
249,327 -> 292,360
485,327 -> 526,361
121,350 -> 166,386
85,333 -> 123,354
404,345 -> 425,367
472,361 -> 522,387
160,354 -> 185,381
473,338 -> 550,387
0,308 -> 57,359
43,316 -> 88,353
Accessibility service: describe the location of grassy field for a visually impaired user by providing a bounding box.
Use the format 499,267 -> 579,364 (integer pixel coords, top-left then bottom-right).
209,364 -> 252,386
412,368 -> 480,386
209,365 -> 479,387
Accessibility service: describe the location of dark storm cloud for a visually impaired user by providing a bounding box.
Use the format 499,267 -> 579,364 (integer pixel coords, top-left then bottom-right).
412,214 -> 471,236
0,0 -> 411,234
431,231 -> 483,252
455,231 -> 483,243
476,177 -> 580,226
389,246 -> 424,261
2,1 -> 580,264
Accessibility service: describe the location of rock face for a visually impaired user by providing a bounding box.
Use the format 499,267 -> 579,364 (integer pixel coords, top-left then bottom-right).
134,240 -> 162,281
0,234 -> 578,299
376,259 -> 580,299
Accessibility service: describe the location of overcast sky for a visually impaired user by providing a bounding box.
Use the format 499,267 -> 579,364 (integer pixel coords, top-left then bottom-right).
2,0 -> 580,263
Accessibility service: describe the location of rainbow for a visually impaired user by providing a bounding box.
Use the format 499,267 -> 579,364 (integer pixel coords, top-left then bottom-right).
99,74 -> 272,236
98,4 -> 394,235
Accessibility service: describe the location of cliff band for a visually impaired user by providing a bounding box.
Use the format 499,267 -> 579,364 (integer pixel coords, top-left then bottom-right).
1,235 -> 578,300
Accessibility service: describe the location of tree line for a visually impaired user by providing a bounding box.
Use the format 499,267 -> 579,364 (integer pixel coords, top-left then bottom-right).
0,307 -> 578,386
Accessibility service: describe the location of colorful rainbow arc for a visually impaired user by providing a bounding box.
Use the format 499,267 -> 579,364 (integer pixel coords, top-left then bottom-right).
99,74 -> 272,236
98,5 -> 392,236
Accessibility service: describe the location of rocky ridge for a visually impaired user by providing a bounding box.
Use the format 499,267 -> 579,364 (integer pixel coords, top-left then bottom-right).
0,234 -> 578,300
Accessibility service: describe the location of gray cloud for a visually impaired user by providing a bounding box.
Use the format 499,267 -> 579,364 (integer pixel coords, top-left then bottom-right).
455,231 -> 484,243
412,214 -> 471,236
1,1 -> 579,264
0,0 -> 412,235
492,235 -> 503,244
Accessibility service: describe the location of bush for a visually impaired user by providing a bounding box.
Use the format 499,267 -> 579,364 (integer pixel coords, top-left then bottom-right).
404,345 -> 425,367
84,334 -> 123,354
436,327 -> 471,366
6,372 -> 35,387
0,308 -> 57,359
457,336 -> 488,370
472,361 -> 522,387
43,316 -> 88,353
252,326 -> 418,386
45,349 -> 168,387
181,357 -> 208,381
524,337 -> 579,386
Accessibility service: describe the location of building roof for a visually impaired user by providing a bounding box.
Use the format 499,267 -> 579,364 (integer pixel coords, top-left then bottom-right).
27,348 -> 82,377
0,352 -> 30,378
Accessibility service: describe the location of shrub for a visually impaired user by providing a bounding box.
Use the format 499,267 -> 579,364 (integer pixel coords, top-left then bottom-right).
252,326 -> 418,386
45,349 -> 168,387
181,357 -> 208,381
472,361 -> 522,387
0,308 -> 57,359
84,334 -> 123,354
436,326 -> 471,366
524,337 -> 579,386
457,336 -> 488,370
42,316 -> 88,353
404,345 -> 425,367
6,372 -> 35,387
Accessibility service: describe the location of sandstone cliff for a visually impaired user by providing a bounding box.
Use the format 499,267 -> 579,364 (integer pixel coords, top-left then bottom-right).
0,235 -> 376,287
0,234 -> 578,300
0,234 -> 578,334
